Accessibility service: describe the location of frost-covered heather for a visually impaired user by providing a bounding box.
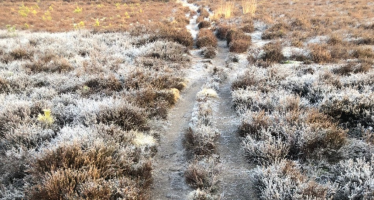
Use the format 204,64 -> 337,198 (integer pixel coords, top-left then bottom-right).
0,30 -> 191,199
232,61 -> 374,199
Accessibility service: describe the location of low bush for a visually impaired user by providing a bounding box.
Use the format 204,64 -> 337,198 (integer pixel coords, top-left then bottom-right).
198,21 -> 211,29
196,29 -> 217,48
252,160 -> 333,199
327,34 -> 344,45
10,48 -> 32,60
0,77 -> 10,94
239,110 -> 269,137
124,70 -> 186,91
82,76 -> 123,95
290,18 -> 311,31
201,47 -> 216,59
244,129 -> 291,165
197,7 -> 210,18
185,126 -> 218,156
25,58 -> 73,73
215,25 -> 230,40
299,125 -> 347,162
158,25 -> 193,48
352,47 -> 374,59
196,16 -> 205,24
240,21 -> 255,33
132,87 -> 180,119
28,141 -> 152,200
185,161 -> 212,189
320,94 -> 374,128
261,42 -> 284,63
262,22 -> 290,40
332,157 -> 374,199
97,103 -> 148,131
229,39 -> 251,53
231,72 -> 256,90
309,44 -> 332,63
226,29 -> 251,46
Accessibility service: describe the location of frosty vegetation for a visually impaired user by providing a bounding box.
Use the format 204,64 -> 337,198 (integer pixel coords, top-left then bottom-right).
0,30 -> 191,199
232,57 -> 374,199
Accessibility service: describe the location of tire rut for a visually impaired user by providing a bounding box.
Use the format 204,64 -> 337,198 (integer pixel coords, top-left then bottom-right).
151,78 -> 205,200
213,41 -> 257,200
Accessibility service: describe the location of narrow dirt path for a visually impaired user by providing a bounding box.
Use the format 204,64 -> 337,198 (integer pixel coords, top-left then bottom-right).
151,77 -> 205,200
213,41 -> 257,199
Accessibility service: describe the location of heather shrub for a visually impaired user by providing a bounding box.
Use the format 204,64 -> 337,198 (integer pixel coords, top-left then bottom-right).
299,125 -> 347,162
9,48 -> 32,60
352,47 -> 374,59
0,77 -> 10,94
261,42 -> 284,63
198,21 -> 211,29
332,156 -> 374,199
229,39 -> 251,53
239,110 -> 269,137
244,129 -> 291,165
124,70 -> 186,91
262,22 -> 290,40
226,29 -> 251,46
158,25 -> 193,48
24,57 -> 73,73
200,47 -> 216,59
132,87 -> 180,119
185,126 -> 218,156
197,7 -> 210,18
240,21 -> 255,33
187,189 -> 215,200
215,25 -> 230,40
81,75 -> 123,95
196,29 -> 218,48
309,44 -> 332,63
96,102 -> 148,131
28,143 -> 152,199
252,160 -> 334,199
320,93 -> 374,128
144,40 -> 190,63
185,159 -> 218,190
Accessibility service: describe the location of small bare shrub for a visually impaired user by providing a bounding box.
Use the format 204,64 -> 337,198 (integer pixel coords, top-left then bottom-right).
300,125 -> 347,162
124,70 -> 186,91
185,126 -> 218,156
240,21 -> 255,33
185,160 -> 218,190
198,21 -> 211,29
261,42 -> 284,63
25,58 -> 73,73
244,130 -> 291,165
196,29 -> 218,48
197,7 -> 210,18
252,160 -> 333,199
226,29 -> 251,46
229,39 -> 251,53
239,110 -> 269,137
97,103 -> 148,131
82,75 -> 123,95
231,72 -> 256,90
10,48 -> 32,60
262,22 -> 290,39
309,44 -> 332,63
215,25 -> 230,40
0,77 -> 10,93
200,47 -> 216,59
352,47 -> 374,59
158,25 -> 193,48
